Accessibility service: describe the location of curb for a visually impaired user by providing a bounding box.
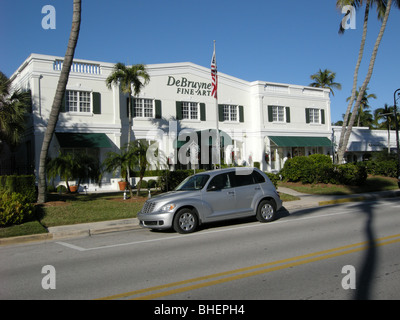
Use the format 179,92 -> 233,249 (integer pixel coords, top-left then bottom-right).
0,233 -> 53,246
0,218 -> 141,246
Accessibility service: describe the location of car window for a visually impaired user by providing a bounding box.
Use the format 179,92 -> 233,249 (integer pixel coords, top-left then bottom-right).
207,173 -> 232,190
252,170 -> 266,183
175,174 -> 210,191
234,172 -> 254,187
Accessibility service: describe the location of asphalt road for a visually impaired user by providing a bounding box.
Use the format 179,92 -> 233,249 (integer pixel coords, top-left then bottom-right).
1,198 -> 400,301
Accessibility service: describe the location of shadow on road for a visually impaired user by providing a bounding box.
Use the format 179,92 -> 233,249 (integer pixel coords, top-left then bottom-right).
354,201 -> 377,300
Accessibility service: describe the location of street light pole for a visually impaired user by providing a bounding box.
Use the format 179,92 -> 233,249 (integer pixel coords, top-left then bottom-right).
394,88 -> 400,188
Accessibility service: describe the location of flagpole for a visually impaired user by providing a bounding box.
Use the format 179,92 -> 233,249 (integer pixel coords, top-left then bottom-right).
212,40 -> 221,169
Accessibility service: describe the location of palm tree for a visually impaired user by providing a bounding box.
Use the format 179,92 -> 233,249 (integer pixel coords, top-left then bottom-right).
106,63 -> 150,145
105,63 -> 150,196
47,152 -> 102,192
37,0 -> 81,203
103,147 -> 133,184
103,140 -> 150,197
129,140 -> 150,196
0,71 -> 31,149
309,69 -> 342,96
346,88 -> 376,126
374,104 -> 395,153
337,0 -> 399,163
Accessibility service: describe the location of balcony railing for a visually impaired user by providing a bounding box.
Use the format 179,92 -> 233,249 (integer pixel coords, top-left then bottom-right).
53,60 -> 101,75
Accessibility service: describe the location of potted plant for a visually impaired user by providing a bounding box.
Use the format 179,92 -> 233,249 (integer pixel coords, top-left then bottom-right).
118,180 -> 128,191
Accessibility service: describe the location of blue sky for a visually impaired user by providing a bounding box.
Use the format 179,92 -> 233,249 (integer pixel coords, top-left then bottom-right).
1,0 -> 399,123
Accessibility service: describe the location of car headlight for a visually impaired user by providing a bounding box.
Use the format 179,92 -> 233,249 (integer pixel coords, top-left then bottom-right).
160,203 -> 176,212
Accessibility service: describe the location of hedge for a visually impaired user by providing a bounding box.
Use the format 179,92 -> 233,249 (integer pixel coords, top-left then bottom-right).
363,160 -> 397,178
0,175 -> 36,203
280,155 -> 368,186
0,192 -> 36,227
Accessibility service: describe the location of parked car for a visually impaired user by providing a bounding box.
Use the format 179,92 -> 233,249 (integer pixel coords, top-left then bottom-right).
138,167 -> 282,233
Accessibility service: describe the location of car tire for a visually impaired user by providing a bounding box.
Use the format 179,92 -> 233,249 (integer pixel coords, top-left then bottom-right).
173,208 -> 198,234
256,199 -> 276,223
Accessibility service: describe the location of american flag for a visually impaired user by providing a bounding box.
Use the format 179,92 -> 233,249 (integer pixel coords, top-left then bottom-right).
211,43 -> 217,99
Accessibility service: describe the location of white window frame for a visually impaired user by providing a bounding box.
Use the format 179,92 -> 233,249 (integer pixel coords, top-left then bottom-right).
134,98 -> 154,118
308,108 -> 320,124
272,105 -> 285,123
182,101 -> 199,120
66,90 -> 92,113
223,105 -> 238,122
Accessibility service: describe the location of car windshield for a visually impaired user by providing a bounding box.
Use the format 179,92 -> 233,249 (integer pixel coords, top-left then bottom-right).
175,174 -> 210,191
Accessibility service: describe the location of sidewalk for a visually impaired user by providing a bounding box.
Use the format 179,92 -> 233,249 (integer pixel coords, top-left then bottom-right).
1,188 -> 399,246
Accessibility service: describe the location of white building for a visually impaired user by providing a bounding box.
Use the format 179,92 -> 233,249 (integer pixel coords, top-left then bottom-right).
6,53 -> 334,190
332,126 -> 398,162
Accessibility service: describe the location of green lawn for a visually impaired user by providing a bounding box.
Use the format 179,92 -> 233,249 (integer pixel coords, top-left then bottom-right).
0,191 -> 148,239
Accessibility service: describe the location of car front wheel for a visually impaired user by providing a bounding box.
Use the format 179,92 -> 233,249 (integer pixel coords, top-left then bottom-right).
173,208 -> 198,234
256,199 -> 276,223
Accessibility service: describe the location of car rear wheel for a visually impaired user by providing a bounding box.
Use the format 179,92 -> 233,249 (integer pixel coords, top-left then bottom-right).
173,208 -> 198,234
256,199 -> 276,223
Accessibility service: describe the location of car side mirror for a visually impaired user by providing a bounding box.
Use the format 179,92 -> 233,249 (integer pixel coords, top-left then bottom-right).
208,185 -> 219,191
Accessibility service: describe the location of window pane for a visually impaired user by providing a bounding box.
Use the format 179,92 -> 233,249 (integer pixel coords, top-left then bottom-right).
79,91 -> 91,113
230,105 -> 237,121
144,99 -> 153,117
182,102 -> 198,120
67,91 -> 78,112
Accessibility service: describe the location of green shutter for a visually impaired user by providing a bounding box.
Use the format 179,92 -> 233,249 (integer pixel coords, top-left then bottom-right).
239,105 -> 244,122
285,107 -> 290,123
155,100 -> 162,119
305,108 -> 310,124
268,106 -> 273,122
321,109 -> 325,124
176,101 -> 182,120
200,103 -> 206,121
92,92 -> 101,114
218,104 -> 224,121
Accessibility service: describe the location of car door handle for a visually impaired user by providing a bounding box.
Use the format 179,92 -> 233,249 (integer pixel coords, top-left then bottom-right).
227,191 -> 235,195
255,187 -> 261,190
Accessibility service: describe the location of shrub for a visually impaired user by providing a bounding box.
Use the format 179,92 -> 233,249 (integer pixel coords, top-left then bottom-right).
0,192 -> 36,227
265,172 -> 279,188
334,163 -> 367,186
138,179 -> 148,189
147,179 -> 157,189
364,160 -> 397,178
280,155 -> 334,184
0,175 -> 36,203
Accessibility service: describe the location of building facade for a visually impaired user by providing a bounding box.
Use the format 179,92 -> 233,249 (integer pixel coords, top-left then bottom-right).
332,126 -> 398,162
7,53 -> 333,191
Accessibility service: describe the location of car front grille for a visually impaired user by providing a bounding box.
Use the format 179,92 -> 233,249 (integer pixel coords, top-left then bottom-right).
142,201 -> 156,214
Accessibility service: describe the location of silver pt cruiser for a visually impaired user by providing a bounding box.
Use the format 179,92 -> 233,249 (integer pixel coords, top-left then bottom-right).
138,167 -> 282,234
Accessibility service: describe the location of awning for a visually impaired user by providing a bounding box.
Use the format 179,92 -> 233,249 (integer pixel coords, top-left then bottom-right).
55,133 -> 112,148
269,136 -> 332,147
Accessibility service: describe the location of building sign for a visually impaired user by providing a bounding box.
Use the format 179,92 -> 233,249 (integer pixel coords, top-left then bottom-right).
167,76 -> 213,96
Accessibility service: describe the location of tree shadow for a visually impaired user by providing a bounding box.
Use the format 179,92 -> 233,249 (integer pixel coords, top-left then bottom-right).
353,201 -> 377,300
